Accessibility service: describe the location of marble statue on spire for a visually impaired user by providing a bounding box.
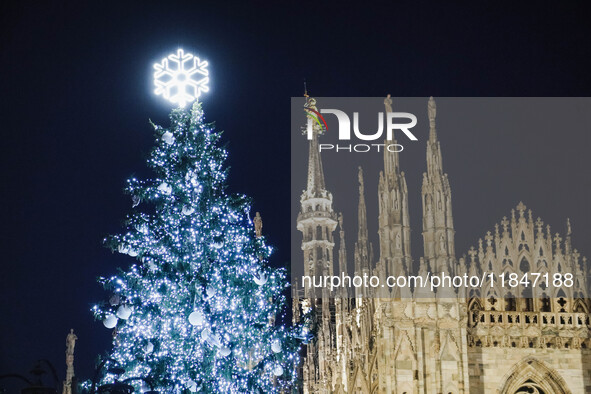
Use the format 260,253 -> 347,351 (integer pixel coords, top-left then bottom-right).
358,166 -> 364,191
63,329 -> 77,394
384,94 -> 393,113
428,96 -> 436,121
254,212 -> 263,238
66,328 -> 77,356
428,96 -> 437,133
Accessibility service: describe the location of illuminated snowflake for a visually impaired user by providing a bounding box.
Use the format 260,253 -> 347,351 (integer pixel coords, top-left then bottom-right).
153,49 -> 209,107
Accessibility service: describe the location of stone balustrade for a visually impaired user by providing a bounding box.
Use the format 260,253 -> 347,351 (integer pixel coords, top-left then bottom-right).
472,310 -> 590,329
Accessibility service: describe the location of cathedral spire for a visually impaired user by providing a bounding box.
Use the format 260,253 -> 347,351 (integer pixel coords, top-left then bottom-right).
378,95 -> 411,279
355,167 -> 373,300
422,97 -> 456,275
383,94 -> 401,178
426,96 -> 444,178
357,166 -> 368,248
428,96 -> 438,142
338,213 -> 349,297
355,167 -> 371,280
304,97 -> 326,197
297,97 -> 338,298
296,95 -> 339,389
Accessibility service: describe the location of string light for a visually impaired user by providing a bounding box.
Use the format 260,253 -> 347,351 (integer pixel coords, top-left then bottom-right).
92,102 -> 310,392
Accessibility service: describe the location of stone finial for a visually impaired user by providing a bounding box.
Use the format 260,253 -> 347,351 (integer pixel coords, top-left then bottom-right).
469,256 -> 478,276
516,201 -> 526,215
485,231 -> 493,248
554,233 -> 562,252
573,249 -> 580,265
535,217 -> 543,235
468,246 -> 477,262
567,218 -> 572,236
501,216 -> 509,234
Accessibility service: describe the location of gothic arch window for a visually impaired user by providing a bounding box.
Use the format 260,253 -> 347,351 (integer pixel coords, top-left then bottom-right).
519,243 -> 530,252
487,295 -> 498,311
505,293 -> 516,311
556,289 -> 568,313
520,258 -> 530,274
574,299 -> 588,313
540,293 -> 551,312
535,259 -> 546,270
499,358 -> 570,394
439,234 -> 446,253
316,226 -> 323,240
469,297 -> 483,326
514,380 -> 546,393
522,287 -> 534,312
316,246 -> 323,260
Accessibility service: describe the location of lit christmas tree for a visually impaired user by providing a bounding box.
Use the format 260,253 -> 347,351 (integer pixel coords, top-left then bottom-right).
92,101 -> 308,393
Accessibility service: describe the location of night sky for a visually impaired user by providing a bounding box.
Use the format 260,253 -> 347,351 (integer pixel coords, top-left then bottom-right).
1,1 -> 590,391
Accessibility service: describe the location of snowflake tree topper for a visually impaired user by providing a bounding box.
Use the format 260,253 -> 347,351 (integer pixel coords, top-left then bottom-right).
153,49 -> 209,108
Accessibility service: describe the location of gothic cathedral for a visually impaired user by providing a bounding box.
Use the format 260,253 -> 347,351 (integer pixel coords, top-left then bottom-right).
293,97 -> 591,393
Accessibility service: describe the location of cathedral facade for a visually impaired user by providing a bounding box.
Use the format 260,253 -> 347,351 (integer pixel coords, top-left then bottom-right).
293,97 -> 591,393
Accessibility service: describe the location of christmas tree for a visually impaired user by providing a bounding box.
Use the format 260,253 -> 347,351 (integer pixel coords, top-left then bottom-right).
93,102 -> 308,393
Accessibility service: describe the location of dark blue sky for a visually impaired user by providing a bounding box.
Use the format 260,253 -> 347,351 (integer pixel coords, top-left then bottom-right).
1,1 -> 590,391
